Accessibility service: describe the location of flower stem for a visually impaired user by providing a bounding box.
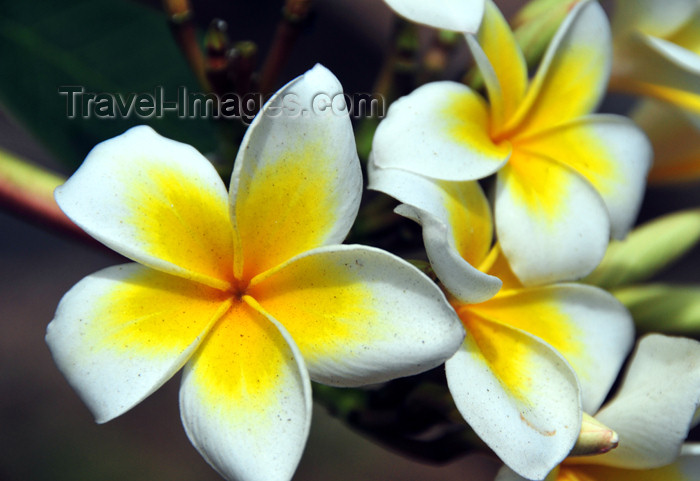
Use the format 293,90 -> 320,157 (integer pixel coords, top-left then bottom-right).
258,0 -> 313,94
0,148 -> 96,245
163,0 -> 212,92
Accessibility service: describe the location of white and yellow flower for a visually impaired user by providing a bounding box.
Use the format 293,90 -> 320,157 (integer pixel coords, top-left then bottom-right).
371,0 -> 651,285
45,65 -> 466,481
382,0 -> 485,32
368,166 -> 635,480
496,334 -> 700,481
611,0 -> 700,126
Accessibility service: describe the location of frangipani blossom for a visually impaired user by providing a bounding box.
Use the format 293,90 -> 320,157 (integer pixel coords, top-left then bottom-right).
496,334 -> 700,481
611,0 -> 700,126
45,65 -> 465,481
368,163 -> 635,480
631,99 -> 700,184
382,0 -> 485,33
371,0 -> 651,285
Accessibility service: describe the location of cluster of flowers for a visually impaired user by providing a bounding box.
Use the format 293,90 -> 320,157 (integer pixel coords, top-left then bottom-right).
46,1 -> 700,481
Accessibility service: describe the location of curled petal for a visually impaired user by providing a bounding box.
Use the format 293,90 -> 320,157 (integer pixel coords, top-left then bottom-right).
494,153 -> 610,285
519,115 -> 652,239
230,64 -> 361,282
382,0 -> 485,33
446,316 -> 581,480
179,301 -> 312,481
368,160 -> 501,303
46,263 -> 229,423
55,126 -> 234,290
396,204 -> 502,303
582,334 -> 700,469
249,245 -> 465,386
371,81 -> 510,181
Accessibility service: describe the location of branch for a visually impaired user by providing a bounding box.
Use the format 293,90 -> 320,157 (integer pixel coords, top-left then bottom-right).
0,148 -> 99,246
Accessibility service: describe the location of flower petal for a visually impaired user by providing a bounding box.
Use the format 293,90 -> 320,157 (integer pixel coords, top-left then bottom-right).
612,0 -> 698,38
248,245 -> 464,386
633,100 -> 700,184
230,64 -> 361,282
382,0 -> 485,32
469,0 -> 528,130
469,284 -> 634,413
179,300 -> 312,481
581,334 -> 700,469
55,126 -> 234,290
494,152 -> 610,285
45,263 -> 229,423
518,115 -> 652,239
368,160 -> 501,303
445,314 -> 581,480
565,461 -> 700,481
396,203 -> 502,303
667,10 -> 700,55
508,0 -> 611,138
371,81 -> 510,181
612,32 -> 700,120
499,459 -> 700,481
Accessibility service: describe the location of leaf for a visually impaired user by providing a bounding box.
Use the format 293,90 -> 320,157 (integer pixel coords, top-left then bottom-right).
0,0 -> 217,169
613,283 -> 700,334
583,209 -> 700,289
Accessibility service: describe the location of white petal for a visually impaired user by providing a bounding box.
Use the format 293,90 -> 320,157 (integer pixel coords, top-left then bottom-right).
612,0 -> 698,37
46,263 -> 228,423
179,302 -> 312,481
644,34 -> 700,74
508,0 -> 612,137
371,81 -> 510,181
230,64 -> 361,281
522,115 -> 652,239
470,284 -> 634,414
396,204 -> 502,303
383,0 -> 485,32
368,159 -> 501,303
494,155 -> 610,285
55,125 -> 234,291
446,321 -> 581,480
249,244 -> 465,386
589,334 -> 700,469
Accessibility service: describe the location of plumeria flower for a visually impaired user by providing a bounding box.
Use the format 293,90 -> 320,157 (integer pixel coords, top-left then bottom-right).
368,164 -> 635,480
371,0 -> 651,285
631,99 -> 700,184
610,0 -> 700,126
382,0 -> 485,33
45,65 -> 466,481
496,334 -> 700,481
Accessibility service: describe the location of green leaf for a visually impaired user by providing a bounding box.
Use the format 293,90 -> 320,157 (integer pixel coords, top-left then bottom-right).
613,284 -> 700,334
583,209 -> 700,289
0,0 -> 217,169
